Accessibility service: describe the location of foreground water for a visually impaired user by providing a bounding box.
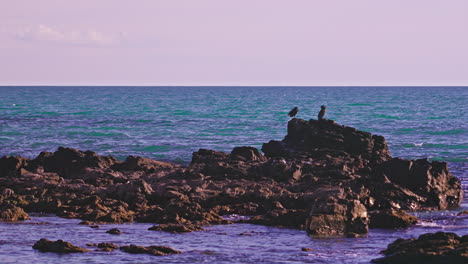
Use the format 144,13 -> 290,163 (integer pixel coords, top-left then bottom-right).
0,210 -> 466,264
0,86 -> 467,263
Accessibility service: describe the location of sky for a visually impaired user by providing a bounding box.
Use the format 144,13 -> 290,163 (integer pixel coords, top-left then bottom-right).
1,0 -> 467,86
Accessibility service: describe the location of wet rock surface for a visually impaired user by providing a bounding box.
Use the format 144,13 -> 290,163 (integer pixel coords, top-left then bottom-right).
106,228 -> 121,234
148,223 -> 205,233
369,209 -> 418,229
305,189 -> 368,237
32,238 -> 89,253
87,242 -> 119,252
0,203 -> 30,222
372,232 -> 468,263
120,244 -> 182,256
0,118 -> 462,238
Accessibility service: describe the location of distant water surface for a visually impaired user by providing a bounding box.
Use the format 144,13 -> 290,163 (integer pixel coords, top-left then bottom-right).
1,86 -> 466,163
0,86 -> 467,263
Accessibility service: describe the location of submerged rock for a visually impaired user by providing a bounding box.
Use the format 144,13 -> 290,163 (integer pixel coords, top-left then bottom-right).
148,223 -> 204,233
120,244 -> 181,256
32,238 -> 89,253
87,242 -> 119,251
372,232 -> 468,263
106,228 -> 121,234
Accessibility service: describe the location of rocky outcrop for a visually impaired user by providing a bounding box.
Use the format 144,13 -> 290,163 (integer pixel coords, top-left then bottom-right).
381,158 -> 463,210
36,147 -> 117,178
120,244 -> 181,256
0,118 -> 462,239
372,232 -> 468,263
32,238 -> 89,253
262,118 -> 391,161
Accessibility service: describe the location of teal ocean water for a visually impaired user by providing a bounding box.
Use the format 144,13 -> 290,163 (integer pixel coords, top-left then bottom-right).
1,86 -> 467,163
0,86 -> 467,263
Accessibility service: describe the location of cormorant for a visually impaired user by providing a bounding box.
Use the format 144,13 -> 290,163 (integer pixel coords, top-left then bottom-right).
318,105 -> 326,120
288,107 -> 299,117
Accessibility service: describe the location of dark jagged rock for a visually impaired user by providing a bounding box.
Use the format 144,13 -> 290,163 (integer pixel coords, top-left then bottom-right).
262,118 -> 391,161
79,221 -> 94,225
37,147 -> 117,178
0,118 -> 462,239
248,209 -> 308,229
0,203 -> 30,221
32,238 -> 89,253
98,243 -> 118,251
372,232 -> 468,263
369,209 -> 418,229
87,242 -> 119,251
60,195 -> 134,223
382,158 -> 463,210
0,156 -> 30,177
231,146 -> 267,162
261,140 -> 289,158
148,223 -> 205,233
112,155 -> 175,172
191,149 -> 229,165
305,187 -> 368,237
106,228 -> 121,234
139,200 -> 229,226
120,244 -> 181,256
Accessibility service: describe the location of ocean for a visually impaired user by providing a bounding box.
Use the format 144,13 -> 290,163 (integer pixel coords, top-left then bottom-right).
0,86 -> 467,263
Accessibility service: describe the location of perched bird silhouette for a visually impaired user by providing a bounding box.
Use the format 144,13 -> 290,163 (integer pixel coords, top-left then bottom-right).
318,105 -> 326,120
288,107 -> 299,117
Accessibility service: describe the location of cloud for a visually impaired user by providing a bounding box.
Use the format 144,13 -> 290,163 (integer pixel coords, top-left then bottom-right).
13,24 -> 123,46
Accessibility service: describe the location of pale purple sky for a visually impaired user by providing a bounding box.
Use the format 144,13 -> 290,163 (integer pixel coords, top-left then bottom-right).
1,0 -> 467,86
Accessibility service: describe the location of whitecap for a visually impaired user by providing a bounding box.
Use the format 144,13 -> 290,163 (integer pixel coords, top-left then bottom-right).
222,214 -> 251,221
416,221 -> 440,227
414,143 -> 423,147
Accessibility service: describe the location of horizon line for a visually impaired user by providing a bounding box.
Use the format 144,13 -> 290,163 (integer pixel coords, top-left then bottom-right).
1,85 -> 468,88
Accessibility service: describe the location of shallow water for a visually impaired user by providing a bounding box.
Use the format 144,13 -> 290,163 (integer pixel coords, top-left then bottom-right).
0,210 -> 466,264
0,86 -> 467,263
